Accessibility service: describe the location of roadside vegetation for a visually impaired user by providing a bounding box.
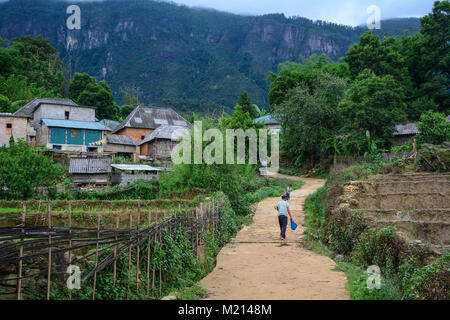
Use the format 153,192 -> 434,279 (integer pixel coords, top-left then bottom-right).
304,161 -> 449,300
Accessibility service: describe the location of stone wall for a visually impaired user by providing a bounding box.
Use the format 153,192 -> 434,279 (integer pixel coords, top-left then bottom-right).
112,173 -> 158,185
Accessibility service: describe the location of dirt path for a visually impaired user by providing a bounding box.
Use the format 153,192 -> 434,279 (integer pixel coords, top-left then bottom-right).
198,174 -> 349,300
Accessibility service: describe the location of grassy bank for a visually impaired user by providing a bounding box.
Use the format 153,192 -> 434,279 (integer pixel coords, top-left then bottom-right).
304,163 -> 449,300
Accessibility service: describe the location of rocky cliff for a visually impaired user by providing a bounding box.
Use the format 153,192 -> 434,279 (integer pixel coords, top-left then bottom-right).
0,0 -> 421,109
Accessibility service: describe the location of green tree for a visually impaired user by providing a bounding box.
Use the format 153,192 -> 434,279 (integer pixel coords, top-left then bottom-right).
0,94 -> 12,112
416,0 -> 450,113
274,72 -> 347,166
8,35 -> 63,96
338,69 -> 407,150
0,35 -> 63,104
225,104 -> 255,130
417,110 -> 450,145
121,85 -> 140,106
268,54 -> 349,109
236,91 -> 258,118
69,73 -> 96,101
0,140 -> 63,199
77,80 -> 121,121
120,105 -> 135,120
345,32 -> 408,81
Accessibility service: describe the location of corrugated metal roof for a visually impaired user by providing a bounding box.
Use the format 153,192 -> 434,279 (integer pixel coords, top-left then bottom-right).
106,134 -> 138,146
42,118 -> 107,130
111,164 -> 166,171
140,125 -> 189,145
113,105 -> 190,133
253,114 -> 279,125
69,158 -> 111,174
394,123 -> 420,136
13,98 -> 79,118
100,119 -> 121,131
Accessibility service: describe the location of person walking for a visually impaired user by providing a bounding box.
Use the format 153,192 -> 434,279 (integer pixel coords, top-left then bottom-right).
275,194 -> 293,240
286,184 -> 293,200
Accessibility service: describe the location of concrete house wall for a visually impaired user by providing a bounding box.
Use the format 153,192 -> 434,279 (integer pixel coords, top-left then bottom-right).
0,115 -> 28,146
40,125 -> 104,152
33,104 -> 96,125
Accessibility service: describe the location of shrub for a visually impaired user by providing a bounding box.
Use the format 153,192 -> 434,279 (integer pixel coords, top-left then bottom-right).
417,110 -> 450,145
401,253 -> 450,300
0,139 -> 62,199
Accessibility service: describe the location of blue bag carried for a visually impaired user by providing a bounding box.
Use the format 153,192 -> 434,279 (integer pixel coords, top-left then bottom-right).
290,219 -> 298,230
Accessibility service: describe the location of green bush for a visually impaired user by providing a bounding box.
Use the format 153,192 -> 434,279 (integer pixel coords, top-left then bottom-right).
400,253 -> 450,300
352,227 -> 405,275
0,139 -> 63,199
417,110 -> 450,145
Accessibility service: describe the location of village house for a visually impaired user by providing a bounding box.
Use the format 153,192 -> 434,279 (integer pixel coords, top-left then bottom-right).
253,114 -> 281,134
69,158 -> 111,185
13,98 -> 107,152
393,116 -> 449,146
393,123 -> 421,146
102,134 -> 138,160
112,105 -> 190,148
110,164 -> 169,185
0,113 -> 34,146
139,125 -> 189,166
38,118 -> 107,151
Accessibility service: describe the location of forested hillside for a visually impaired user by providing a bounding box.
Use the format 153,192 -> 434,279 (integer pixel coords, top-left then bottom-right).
0,0 -> 420,110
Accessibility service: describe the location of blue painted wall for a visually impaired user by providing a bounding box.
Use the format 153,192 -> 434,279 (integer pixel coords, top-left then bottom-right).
50,127 -> 102,145
67,129 -> 84,145
50,127 -> 66,144
85,130 -> 101,144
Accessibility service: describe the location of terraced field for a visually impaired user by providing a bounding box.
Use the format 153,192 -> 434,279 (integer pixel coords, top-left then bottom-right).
341,173 -> 450,255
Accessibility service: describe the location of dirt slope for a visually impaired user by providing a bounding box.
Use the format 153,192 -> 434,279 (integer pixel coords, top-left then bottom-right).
198,174 -> 349,300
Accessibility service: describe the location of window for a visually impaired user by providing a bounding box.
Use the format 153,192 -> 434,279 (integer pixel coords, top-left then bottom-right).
71,129 -> 79,138
65,111 -> 70,120
6,123 -> 12,129
141,136 -> 145,140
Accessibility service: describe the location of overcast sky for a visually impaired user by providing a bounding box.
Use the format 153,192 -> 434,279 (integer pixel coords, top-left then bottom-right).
171,0 -> 435,26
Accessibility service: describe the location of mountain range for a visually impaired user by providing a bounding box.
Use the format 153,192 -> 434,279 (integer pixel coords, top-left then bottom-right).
0,0 -> 422,111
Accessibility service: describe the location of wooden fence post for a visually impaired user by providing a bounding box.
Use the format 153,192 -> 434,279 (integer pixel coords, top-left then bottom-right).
17,201 -> 26,300
159,221 -> 162,297
92,212 -> 100,300
136,198 -> 141,293
46,201 -> 51,300
113,213 -> 119,288
146,211 -> 151,296
190,209 -> 194,252
211,199 -> 215,243
127,212 -> 132,300
195,207 -> 199,259
152,211 -> 158,294
68,201 -> 72,300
